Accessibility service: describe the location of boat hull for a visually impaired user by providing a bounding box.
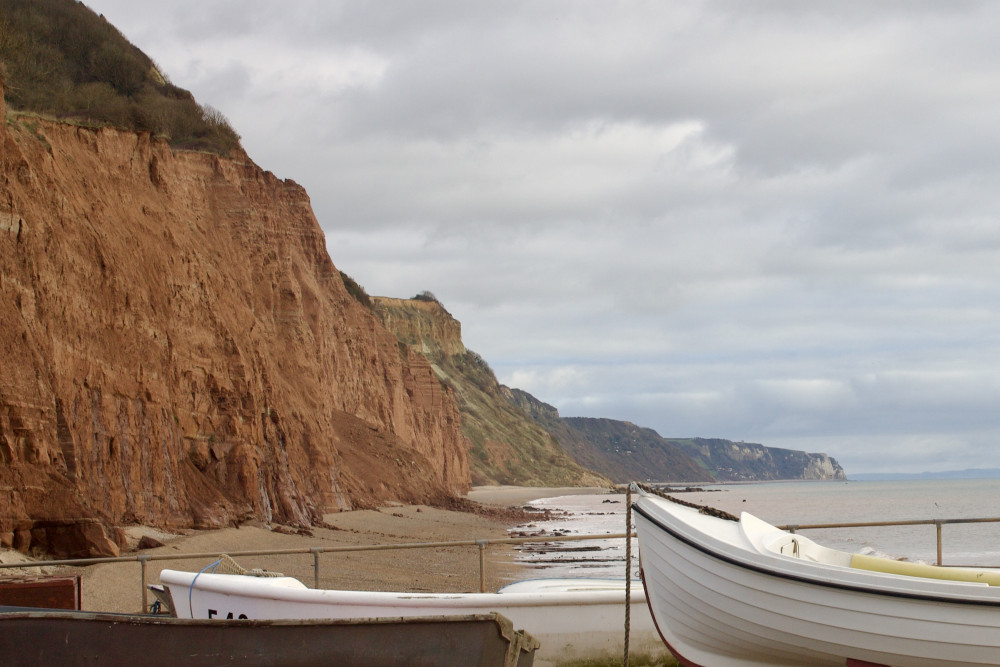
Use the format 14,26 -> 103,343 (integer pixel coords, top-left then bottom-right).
633,495 -> 1000,667
0,607 -> 537,667
160,571 -> 661,665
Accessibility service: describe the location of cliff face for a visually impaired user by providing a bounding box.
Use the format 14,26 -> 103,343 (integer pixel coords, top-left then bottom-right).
507,388 -> 846,483
676,438 -> 846,482
373,298 -> 466,358
372,297 -> 610,488
0,102 -> 469,557
556,417 -> 714,483
507,391 -> 710,483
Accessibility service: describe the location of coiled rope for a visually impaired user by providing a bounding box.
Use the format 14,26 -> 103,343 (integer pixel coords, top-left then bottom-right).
214,553 -> 285,578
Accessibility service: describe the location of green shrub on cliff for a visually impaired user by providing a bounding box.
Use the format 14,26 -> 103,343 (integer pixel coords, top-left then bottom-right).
0,0 -> 241,155
339,271 -> 373,310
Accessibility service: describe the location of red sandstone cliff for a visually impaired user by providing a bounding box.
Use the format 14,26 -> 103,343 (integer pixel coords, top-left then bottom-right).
0,90 -> 470,557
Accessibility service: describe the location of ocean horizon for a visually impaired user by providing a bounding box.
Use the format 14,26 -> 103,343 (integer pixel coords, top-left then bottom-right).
848,468 -> 1000,481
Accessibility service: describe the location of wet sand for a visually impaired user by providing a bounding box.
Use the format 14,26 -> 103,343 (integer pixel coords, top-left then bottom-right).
2,487 -> 603,614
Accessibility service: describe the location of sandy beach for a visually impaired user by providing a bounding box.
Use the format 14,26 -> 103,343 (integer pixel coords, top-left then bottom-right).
0,486 -> 606,614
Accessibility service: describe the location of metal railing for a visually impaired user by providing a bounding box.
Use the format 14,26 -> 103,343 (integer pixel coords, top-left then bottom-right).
0,531 -> 632,612
779,516 -> 1000,568
2,514 -> 999,613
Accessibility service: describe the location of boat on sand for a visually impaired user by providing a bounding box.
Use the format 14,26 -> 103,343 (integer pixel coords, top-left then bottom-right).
159,570 -> 660,665
632,487 -> 1000,666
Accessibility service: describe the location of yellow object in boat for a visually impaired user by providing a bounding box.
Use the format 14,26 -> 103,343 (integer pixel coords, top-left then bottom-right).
850,553 -> 1000,586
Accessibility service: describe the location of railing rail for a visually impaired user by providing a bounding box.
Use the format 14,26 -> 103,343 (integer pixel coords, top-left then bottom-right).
778,516 -> 1000,569
0,532 -> 631,612
2,514 -> 999,613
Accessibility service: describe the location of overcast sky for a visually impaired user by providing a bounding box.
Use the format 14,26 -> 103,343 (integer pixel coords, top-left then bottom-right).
83,1 -> 1000,475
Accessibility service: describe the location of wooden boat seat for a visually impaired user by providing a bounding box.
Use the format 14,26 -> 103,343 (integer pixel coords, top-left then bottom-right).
850,553 -> 1000,586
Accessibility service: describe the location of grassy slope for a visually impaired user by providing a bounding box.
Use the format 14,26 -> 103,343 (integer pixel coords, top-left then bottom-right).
0,0 -> 240,154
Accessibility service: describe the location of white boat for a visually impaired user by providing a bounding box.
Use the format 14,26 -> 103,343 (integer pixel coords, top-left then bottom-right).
159,570 -> 661,665
633,489 -> 1000,667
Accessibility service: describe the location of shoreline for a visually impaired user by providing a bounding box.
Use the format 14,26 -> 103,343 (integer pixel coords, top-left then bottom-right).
0,486 -> 603,614
465,485 -> 612,507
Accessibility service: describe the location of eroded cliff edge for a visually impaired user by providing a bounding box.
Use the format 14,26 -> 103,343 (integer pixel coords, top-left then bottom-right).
0,92 -> 469,557
372,296 -> 611,488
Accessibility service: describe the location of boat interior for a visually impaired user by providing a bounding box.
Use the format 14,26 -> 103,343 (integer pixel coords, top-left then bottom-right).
741,511 -> 1000,587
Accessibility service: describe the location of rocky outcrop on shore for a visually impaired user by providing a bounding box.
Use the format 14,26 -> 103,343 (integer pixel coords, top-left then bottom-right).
0,84 -> 470,557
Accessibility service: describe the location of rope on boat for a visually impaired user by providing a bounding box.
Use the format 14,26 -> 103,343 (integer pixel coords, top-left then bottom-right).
186,555 -> 285,619
215,553 -> 285,578
635,482 -> 739,522
189,557 -> 223,618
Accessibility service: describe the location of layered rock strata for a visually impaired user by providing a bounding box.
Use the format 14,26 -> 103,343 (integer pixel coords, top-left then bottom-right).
0,91 -> 469,557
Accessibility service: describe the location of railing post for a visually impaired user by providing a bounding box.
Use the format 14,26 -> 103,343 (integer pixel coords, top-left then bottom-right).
310,547 -> 323,589
935,520 -> 943,566
476,539 -> 488,593
137,554 -> 151,613
624,483 -> 633,667
787,525 -> 798,534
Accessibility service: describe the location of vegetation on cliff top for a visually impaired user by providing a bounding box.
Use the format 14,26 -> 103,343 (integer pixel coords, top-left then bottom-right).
339,272 -> 373,310
0,0 -> 241,155
412,290 -> 454,316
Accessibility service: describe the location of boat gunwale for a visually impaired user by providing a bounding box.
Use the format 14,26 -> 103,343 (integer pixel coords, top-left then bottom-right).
633,499 -> 1000,608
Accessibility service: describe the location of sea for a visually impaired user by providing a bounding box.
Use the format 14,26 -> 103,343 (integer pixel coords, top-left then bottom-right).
510,478 -> 1000,579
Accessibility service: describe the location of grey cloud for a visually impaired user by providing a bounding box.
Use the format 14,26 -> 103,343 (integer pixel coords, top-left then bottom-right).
83,0 -> 1000,474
